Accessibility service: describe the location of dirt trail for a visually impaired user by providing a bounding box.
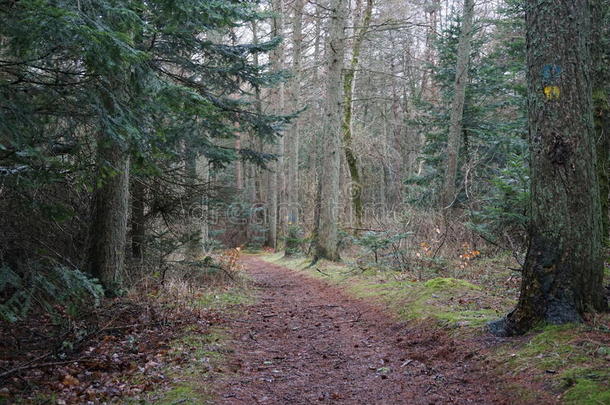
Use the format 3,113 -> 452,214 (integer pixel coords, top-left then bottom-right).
216,256 -> 517,404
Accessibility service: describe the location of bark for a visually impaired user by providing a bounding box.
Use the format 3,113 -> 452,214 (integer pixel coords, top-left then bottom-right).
490,0 -> 607,336
342,0 -> 373,228
595,86 -> 610,245
441,0 -> 474,208
131,174 -> 145,260
87,98 -> 130,291
592,0 -> 610,244
313,0 -> 347,261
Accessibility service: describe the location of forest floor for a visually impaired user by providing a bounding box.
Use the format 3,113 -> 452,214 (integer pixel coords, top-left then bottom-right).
214,253 -> 609,405
2,252 -> 609,404
215,255 -> 528,404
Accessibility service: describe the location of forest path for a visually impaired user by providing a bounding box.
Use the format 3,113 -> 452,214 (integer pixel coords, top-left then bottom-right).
215,255 -> 514,404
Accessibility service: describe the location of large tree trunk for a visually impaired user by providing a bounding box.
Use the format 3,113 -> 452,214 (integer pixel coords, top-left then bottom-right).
88,129 -> 130,291
592,0 -> 610,244
313,0 -> 347,261
491,0 -> 607,336
342,0 -> 373,228
441,0 -> 474,208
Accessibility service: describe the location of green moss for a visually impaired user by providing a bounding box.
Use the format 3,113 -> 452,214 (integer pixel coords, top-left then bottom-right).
423,277 -> 480,290
436,309 -> 500,326
357,277 -> 492,326
563,378 -> 610,405
173,328 -> 227,361
155,384 -> 211,405
506,325 -> 577,370
494,324 -> 610,404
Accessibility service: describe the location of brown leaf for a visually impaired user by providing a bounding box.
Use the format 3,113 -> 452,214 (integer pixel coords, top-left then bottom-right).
61,374 -> 79,387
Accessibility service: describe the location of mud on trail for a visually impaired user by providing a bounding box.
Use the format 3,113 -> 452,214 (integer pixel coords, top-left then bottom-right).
215,256 -> 528,405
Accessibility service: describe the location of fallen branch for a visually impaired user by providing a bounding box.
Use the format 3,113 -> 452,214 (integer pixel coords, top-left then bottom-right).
315,267 -> 330,277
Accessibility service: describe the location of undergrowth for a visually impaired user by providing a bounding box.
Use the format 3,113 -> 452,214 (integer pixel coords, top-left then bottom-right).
0,250 -> 254,404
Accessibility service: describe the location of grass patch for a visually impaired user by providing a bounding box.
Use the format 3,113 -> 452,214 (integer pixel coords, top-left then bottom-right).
562,375 -> 610,405
196,289 -> 254,309
154,384 -> 209,405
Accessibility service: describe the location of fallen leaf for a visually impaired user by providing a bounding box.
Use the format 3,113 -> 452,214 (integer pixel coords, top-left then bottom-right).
61,374 -> 79,387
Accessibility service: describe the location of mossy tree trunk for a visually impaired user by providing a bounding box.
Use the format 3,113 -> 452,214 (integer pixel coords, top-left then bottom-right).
342,0 -> 373,228
491,0 -> 607,336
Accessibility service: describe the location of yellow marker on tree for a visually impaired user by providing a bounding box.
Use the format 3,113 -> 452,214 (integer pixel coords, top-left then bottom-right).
544,85 -> 560,100
542,64 -> 562,101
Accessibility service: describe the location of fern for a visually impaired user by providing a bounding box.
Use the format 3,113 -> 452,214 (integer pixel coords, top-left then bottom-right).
0,265 -> 104,323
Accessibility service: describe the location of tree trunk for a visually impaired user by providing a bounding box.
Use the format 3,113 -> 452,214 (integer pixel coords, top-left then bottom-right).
490,0 -> 607,336
441,0 -> 474,208
185,150 -> 201,260
131,174 -> 145,260
198,156 -> 210,254
285,0 -> 305,229
88,123 -> 130,291
235,136 -> 243,191
266,0 -> 285,249
313,0 -> 347,261
592,0 -> 610,244
420,0 -> 440,101
342,0 -> 373,228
